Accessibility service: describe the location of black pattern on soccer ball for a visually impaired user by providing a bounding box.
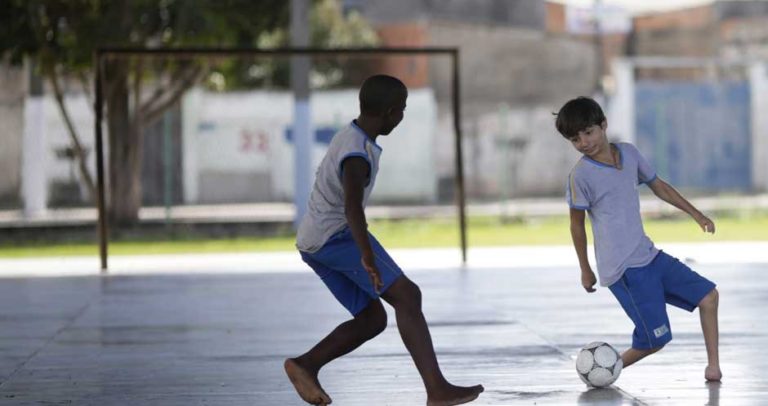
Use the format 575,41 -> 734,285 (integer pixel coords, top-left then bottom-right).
575,341 -> 623,387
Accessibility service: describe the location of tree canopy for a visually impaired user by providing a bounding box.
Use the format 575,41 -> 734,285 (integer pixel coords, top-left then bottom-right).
0,0 -> 380,223
1,0 -> 289,67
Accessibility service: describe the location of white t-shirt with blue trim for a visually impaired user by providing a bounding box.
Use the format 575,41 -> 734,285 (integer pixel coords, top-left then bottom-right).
297,121 -> 382,253
566,142 -> 659,287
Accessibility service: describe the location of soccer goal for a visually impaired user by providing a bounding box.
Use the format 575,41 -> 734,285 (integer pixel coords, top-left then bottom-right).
93,47 -> 467,271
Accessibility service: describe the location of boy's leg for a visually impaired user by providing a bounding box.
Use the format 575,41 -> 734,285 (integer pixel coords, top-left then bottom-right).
698,289 -> 721,381
609,258 -> 672,369
286,245 -> 390,405
286,299 -> 387,405
292,298 -> 388,374
658,252 -> 720,381
295,230 -> 482,405
621,346 -> 663,368
381,276 -> 484,406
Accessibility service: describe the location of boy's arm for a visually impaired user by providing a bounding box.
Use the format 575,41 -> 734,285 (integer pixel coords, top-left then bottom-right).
570,208 -> 597,293
342,157 -> 383,293
647,178 -> 715,233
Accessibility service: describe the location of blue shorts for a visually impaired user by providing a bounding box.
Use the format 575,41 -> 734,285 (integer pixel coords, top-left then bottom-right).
609,251 -> 716,350
300,228 -> 404,316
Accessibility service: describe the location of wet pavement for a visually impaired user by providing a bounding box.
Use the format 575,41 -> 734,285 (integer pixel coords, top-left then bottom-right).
0,247 -> 765,405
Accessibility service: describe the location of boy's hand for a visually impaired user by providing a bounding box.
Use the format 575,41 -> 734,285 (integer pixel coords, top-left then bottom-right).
361,253 -> 383,294
581,270 -> 597,293
696,214 -> 715,234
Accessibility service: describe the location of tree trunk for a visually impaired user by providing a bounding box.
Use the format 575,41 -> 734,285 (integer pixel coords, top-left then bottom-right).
102,60 -> 205,225
105,60 -> 142,225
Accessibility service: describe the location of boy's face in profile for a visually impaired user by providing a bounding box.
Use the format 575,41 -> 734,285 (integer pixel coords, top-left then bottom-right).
568,121 -> 608,158
380,94 -> 407,135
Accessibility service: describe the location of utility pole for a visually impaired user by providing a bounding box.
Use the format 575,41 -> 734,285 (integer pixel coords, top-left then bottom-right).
593,0 -> 605,99
22,59 -> 48,217
292,0 -> 312,229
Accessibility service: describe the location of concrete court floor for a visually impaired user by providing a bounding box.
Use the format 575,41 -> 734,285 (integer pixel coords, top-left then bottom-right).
0,249 -> 766,405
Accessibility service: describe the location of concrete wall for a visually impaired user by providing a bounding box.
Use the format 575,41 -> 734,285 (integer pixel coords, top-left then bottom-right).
9,73 -> 767,211
347,0 -> 598,200
421,22 -> 597,198
42,94 -> 96,205
546,2 -> 567,34
427,22 -> 596,110
714,0 -> 768,20
0,61 -> 24,208
181,88 -> 438,204
447,105 -> 581,199
355,0 -> 545,30
633,5 -> 714,31
630,2 -> 768,79
750,63 -> 768,193
374,23 -> 431,88
720,17 -> 768,61
13,87 -> 437,209
632,27 -> 718,59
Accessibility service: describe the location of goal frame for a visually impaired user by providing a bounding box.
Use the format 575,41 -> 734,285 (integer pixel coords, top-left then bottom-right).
94,46 -> 467,271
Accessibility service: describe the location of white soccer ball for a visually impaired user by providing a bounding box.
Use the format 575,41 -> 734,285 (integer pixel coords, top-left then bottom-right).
575,341 -> 623,387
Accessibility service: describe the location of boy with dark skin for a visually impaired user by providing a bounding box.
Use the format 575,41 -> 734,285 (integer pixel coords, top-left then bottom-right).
286,75 -> 484,406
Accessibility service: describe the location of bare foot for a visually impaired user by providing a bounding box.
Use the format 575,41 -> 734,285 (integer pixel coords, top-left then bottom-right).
284,358 -> 332,405
705,365 -> 722,381
427,384 -> 484,406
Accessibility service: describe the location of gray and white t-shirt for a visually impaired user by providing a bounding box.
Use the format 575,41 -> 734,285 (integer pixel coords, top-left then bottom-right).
566,142 -> 659,286
296,121 -> 382,253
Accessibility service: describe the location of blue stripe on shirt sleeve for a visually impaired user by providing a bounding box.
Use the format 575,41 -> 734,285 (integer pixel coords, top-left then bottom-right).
640,174 -> 658,185
339,153 -> 372,185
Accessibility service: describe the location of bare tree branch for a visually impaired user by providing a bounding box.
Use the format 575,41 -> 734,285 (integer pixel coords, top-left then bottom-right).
132,59 -> 143,134
137,62 -> 174,113
26,3 -> 96,203
140,62 -> 200,115
46,66 -> 97,202
141,64 -> 206,127
77,70 -> 93,108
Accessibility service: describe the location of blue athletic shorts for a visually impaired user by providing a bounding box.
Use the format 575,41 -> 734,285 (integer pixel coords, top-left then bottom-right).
609,251 -> 716,350
300,228 -> 404,316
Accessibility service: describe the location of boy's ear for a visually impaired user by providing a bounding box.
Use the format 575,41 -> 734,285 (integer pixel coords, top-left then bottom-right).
601,120 -> 607,131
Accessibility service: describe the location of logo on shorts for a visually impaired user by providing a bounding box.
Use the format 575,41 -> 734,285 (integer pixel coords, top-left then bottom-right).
653,324 -> 669,338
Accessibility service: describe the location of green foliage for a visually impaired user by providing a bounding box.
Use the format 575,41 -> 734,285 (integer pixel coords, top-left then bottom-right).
1,0 -> 381,89
311,0 -> 378,47
0,0 -> 380,223
0,0 -> 289,71
209,0 -> 380,90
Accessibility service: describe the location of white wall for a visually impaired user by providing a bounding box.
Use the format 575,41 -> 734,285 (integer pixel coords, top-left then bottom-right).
22,93 -> 96,210
451,104 -> 580,198
19,64 -> 765,210
1,62 -> 25,206
750,62 -> 768,192
42,94 -> 96,191
608,58 -> 635,144
181,88 -> 438,203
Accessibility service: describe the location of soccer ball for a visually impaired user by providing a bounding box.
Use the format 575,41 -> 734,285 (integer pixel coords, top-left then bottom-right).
575,341 -> 623,387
